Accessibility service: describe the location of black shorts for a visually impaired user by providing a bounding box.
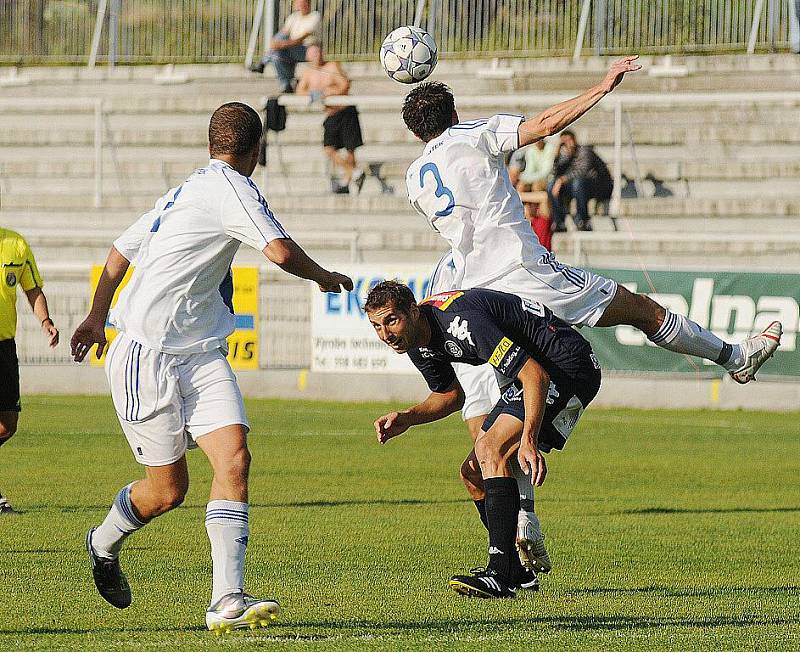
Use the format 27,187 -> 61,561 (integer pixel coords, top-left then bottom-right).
482,361 -> 601,453
323,105 -> 363,151
0,338 -> 21,412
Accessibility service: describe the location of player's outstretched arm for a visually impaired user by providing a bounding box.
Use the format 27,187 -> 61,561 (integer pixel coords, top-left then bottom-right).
518,55 -> 641,147
374,380 -> 464,444
515,358 -> 551,487
263,238 -> 353,293
71,246 -> 130,362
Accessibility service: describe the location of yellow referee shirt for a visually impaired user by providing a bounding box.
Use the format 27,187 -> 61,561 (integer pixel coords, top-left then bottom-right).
0,228 -> 44,341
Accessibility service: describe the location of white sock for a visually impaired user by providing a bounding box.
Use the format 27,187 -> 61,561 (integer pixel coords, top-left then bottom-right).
205,500 -> 249,605
92,483 -> 147,560
649,309 -> 744,370
510,457 -> 534,503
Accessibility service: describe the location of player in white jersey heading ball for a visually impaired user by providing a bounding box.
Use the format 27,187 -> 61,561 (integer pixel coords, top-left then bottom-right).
71,102 -> 353,634
403,56 -> 781,385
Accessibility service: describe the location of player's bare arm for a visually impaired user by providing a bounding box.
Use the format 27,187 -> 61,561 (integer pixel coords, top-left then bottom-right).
263,238 -> 353,293
24,286 -> 58,348
518,55 -> 641,147
71,246 -> 130,362
374,380 -> 464,444
515,358 -> 550,487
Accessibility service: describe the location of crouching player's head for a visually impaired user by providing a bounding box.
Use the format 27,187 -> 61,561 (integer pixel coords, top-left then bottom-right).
364,281 -> 424,354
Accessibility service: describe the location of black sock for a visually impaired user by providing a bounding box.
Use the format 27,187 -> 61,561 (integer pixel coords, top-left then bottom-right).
474,499 -> 488,530
484,477 -> 522,583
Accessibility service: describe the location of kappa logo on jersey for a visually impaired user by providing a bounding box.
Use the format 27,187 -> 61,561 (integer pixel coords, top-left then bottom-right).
446,316 -> 475,345
489,337 -> 513,367
5,271 -> 16,287
445,340 -> 463,357
422,291 -> 464,311
520,297 -> 545,317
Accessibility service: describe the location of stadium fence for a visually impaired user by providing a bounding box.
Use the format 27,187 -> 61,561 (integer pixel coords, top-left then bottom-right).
0,0 -> 795,65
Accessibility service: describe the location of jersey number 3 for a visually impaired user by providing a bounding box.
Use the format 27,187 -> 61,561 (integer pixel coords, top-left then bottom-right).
419,163 -> 455,218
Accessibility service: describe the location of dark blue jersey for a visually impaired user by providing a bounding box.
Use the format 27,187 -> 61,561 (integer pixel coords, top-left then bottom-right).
407,288 -> 599,402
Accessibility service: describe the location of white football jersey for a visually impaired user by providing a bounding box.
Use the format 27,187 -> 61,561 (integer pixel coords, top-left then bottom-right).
406,114 -> 548,288
111,159 -> 289,354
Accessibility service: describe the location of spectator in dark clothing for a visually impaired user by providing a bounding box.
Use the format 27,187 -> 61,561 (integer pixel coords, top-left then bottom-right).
547,130 -> 613,232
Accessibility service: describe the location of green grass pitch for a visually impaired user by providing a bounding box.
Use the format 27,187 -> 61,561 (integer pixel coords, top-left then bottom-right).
0,396 -> 798,651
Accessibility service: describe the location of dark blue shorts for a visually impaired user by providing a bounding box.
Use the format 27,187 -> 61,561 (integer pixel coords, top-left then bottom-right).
481,365 -> 600,453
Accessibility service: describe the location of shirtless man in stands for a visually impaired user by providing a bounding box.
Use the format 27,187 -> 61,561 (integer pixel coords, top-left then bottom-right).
296,45 -> 366,194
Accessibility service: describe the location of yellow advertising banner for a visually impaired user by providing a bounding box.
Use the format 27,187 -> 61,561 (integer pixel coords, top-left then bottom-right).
89,266 -> 259,369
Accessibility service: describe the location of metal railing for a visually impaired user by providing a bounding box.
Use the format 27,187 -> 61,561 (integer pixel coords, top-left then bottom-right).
0,1 -> 796,65
0,97 -> 104,208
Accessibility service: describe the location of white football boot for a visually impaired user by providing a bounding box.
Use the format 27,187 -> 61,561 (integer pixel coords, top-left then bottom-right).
730,321 -> 782,384
516,510 -> 552,574
206,591 -> 280,635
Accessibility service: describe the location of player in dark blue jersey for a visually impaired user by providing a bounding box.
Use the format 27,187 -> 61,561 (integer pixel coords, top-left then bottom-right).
365,280 -> 601,599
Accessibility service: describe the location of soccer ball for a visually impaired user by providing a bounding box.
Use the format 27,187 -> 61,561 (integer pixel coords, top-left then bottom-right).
380,26 -> 438,84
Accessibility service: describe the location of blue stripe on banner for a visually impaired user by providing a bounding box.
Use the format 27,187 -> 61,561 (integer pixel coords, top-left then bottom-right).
234,315 -> 255,330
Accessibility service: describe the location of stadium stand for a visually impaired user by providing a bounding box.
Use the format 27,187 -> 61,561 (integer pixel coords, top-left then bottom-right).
3,54 -> 800,378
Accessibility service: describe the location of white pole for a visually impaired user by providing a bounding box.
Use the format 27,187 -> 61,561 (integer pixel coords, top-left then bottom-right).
748,0 -> 765,54
573,0 -> 592,63
245,0 -> 265,68
611,100 -> 622,218
88,0 -> 109,68
414,0 -> 427,27
94,100 -> 103,208
264,0 -> 276,55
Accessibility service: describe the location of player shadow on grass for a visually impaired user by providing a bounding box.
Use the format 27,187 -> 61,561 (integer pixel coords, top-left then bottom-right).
271,613 -> 800,634
570,585 -> 800,599
620,506 -> 800,515
248,498 -> 467,509
4,612 -> 799,636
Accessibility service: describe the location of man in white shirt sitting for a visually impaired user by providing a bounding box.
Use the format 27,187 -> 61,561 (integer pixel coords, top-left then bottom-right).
250,0 -> 321,94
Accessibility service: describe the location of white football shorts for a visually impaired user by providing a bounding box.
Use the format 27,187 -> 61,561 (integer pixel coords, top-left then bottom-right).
453,362 -> 500,421
482,254 -> 618,327
105,331 -> 249,467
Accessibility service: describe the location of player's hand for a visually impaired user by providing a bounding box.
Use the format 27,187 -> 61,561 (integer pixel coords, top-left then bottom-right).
374,411 -> 410,444
518,442 -> 547,487
70,316 -> 107,362
318,271 -> 354,293
601,55 -> 641,93
41,319 -> 59,348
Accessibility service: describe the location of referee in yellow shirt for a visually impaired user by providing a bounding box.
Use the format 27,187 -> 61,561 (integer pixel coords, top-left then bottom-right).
0,228 -> 58,514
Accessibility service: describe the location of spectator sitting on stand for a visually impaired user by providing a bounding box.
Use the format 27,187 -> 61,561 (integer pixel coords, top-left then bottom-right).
249,0 -> 321,94
508,137 -> 556,250
296,45 -> 365,195
547,130 -> 613,233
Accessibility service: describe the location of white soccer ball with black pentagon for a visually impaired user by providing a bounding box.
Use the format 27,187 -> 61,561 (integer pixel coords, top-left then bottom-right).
380,25 -> 438,83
